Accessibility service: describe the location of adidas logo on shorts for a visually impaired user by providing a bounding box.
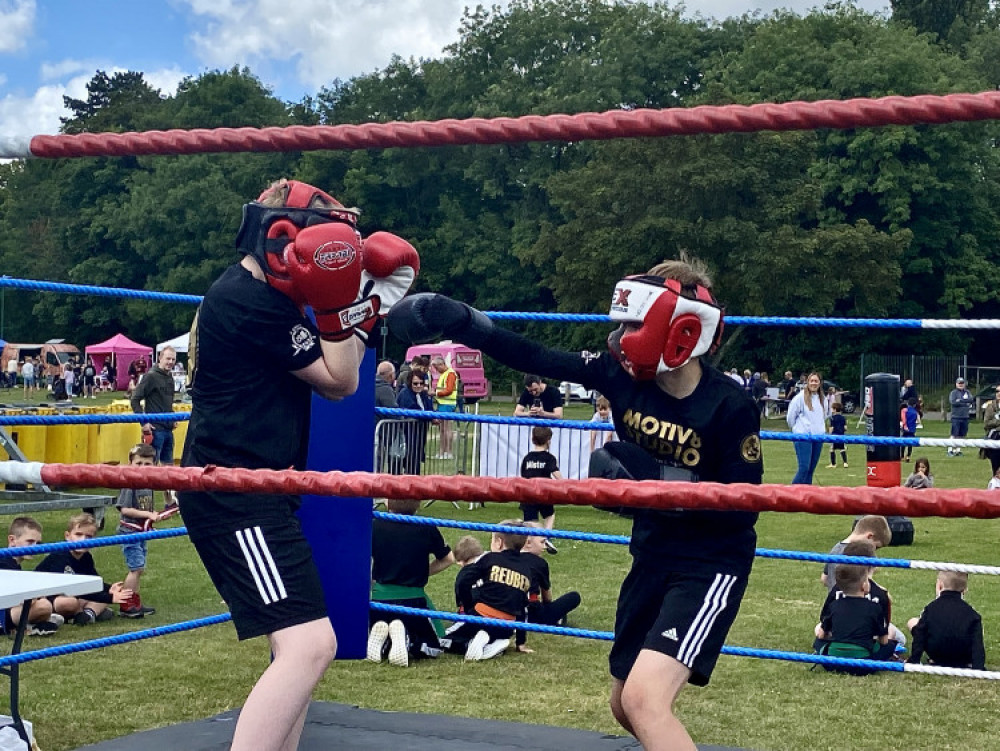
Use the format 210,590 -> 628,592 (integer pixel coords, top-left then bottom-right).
661,627 -> 679,641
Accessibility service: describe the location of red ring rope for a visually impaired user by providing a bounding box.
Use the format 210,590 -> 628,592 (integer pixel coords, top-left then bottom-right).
39,463 -> 1000,519
26,91 -> 1000,159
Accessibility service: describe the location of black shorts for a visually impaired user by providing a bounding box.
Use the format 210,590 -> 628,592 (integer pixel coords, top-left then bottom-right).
609,562 -> 748,686
188,507 -> 329,641
519,503 -> 555,521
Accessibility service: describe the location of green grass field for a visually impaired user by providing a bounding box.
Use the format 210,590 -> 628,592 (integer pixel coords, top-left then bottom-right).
6,403 -> 1000,751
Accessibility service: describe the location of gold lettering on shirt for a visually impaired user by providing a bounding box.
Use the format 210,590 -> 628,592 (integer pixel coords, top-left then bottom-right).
489,565 -> 530,592
620,409 -> 702,466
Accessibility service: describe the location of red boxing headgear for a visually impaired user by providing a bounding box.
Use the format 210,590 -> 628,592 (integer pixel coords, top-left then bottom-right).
607,275 -> 723,379
235,180 -> 361,302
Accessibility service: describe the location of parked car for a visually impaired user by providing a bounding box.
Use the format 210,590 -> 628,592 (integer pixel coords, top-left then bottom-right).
558,381 -> 594,403
825,380 -> 859,414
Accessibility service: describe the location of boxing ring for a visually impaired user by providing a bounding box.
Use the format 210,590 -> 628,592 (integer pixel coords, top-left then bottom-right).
3,91 -> 1000,750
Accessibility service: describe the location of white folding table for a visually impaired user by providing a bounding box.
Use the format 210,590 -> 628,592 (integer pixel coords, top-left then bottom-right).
0,570 -> 103,745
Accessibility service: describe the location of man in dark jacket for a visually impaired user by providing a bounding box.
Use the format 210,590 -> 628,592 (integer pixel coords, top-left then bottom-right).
131,347 -> 178,468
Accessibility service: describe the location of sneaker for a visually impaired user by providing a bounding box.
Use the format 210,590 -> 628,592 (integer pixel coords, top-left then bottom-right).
95,608 -> 116,622
120,605 -> 155,619
388,619 -> 408,667
543,539 -> 558,555
843,463 -> 849,468
480,638 -> 510,661
72,610 -> 96,626
947,448 -> 955,456
465,630 -> 489,661
366,621 -> 390,663
28,621 -> 58,636
47,614 -> 65,627
825,464 -> 836,469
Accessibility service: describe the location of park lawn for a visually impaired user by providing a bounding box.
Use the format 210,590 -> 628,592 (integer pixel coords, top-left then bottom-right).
7,408 -> 1000,751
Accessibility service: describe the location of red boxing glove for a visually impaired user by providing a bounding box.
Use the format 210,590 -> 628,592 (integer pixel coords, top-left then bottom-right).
353,231 -> 420,346
282,223 -> 375,341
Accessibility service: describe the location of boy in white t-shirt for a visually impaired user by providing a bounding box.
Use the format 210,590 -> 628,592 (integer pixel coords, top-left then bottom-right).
589,396 -> 616,452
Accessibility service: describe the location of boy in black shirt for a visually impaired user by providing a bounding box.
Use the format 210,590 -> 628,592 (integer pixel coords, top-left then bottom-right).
178,179 -> 418,751
443,522 -> 533,662
35,513 -> 132,625
516,524 -> 581,653
907,571 -> 985,670
818,560 -> 889,675
367,499 -> 454,667
519,426 -> 562,554
391,254 -> 762,747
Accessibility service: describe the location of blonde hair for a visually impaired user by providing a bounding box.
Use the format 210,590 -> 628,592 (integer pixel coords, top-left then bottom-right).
454,535 -> 484,563
646,252 -> 713,294
938,570 -> 968,592
67,513 -> 97,533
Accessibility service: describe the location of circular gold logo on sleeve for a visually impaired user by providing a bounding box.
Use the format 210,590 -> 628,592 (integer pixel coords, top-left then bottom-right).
741,434 -> 762,463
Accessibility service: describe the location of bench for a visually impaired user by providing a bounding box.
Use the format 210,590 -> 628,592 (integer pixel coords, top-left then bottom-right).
0,490 -> 116,528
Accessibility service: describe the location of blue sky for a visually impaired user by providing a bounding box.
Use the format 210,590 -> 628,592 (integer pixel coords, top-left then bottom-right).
1,0 -> 889,145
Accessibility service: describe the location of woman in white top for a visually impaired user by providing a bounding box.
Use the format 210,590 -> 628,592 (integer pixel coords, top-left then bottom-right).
787,371 -> 827,485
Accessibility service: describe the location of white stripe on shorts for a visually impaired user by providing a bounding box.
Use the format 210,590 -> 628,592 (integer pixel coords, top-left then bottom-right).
235,526 -> 287,605
677,573 -> 736,666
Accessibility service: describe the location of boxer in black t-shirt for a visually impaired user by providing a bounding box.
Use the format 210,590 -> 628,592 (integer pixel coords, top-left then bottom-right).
179,179 -> 418,751
390,254 -> 762,748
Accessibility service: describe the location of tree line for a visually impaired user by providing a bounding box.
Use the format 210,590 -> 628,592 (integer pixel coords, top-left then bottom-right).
1,0 -> 999,387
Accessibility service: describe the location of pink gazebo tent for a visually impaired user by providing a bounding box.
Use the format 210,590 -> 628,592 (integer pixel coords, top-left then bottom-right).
85,334 -> 153,390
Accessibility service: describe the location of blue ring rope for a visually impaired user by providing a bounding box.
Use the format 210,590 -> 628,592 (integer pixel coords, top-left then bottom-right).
0,412 -> 188,426
0,613 -> 231,668
370,603 -> 903,673
0,276 -> 984,330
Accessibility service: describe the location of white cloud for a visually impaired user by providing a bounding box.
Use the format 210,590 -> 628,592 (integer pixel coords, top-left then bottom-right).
40,58 -> 96,81
0,66 -> 186,150
0,0 -> 35,54
181,0 -> 470,90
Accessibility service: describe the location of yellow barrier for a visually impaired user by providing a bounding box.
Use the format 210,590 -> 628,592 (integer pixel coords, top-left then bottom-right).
7,425 -> 47,462
1,405 -> 190,466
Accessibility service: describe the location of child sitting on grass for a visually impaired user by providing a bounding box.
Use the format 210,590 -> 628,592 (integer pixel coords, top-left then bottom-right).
816,557 -> 892,674
35,513 -> 132,625
907,571 -> 985,670
442,522 -> 532,661
0,516 -> 60,636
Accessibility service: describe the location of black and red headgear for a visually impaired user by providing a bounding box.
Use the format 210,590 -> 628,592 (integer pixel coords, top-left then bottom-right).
607,274 -> 724,380
235,180 -> 361,302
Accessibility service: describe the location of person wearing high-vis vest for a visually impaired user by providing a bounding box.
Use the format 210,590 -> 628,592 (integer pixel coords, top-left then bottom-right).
432,356 -> 458,459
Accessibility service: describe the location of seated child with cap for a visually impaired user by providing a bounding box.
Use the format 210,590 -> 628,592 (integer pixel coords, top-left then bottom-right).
907,571 -> 985,670
515,522 -> 581,653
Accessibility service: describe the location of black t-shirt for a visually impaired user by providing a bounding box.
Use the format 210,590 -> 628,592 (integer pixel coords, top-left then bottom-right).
0,556 -> 21,571
820,579 -> 891,630
517,384 -> 562,413
466,549 -> 533,619
465,328 -> 763,575
34,551 -> 112,602
521,551 -> 550,601
183,263 -> 323,471
454,563 -> 481,614
821,595 -> 887,649
520,450 -> 559,480
371,517 -> 450,589
180,264 -> 324,528
908,591 -> 985,669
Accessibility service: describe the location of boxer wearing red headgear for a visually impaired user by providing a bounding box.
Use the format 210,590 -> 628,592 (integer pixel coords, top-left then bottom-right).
180,177 -> 417,751
235,179 -> 419,344
389,254 -> 760,751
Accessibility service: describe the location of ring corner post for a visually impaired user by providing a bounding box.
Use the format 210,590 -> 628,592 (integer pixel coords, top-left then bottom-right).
300,349 -> 375,659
